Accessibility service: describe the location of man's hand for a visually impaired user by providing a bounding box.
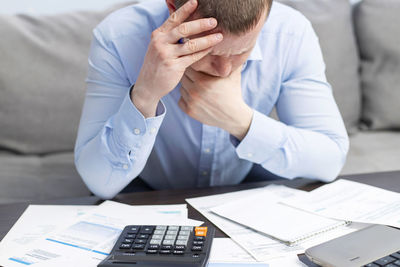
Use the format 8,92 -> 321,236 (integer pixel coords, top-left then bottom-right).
179,67 -> 253,140
131,0 -> 223,118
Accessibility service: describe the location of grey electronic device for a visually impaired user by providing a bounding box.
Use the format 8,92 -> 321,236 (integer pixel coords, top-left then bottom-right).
305,224 -> 400,267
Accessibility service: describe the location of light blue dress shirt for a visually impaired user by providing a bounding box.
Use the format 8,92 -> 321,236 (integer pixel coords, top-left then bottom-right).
74,0 -> 349,199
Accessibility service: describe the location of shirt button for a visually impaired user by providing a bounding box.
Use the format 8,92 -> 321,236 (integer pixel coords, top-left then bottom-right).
134,128 -> 141,135
122,164 -> 129,170
202,171 -> 208,176
247,153 -> 253,158
204,148 -> 211,153
150,127 -> 157,134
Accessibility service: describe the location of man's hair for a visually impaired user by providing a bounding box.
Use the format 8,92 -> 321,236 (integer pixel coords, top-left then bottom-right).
174,0 -> 273,35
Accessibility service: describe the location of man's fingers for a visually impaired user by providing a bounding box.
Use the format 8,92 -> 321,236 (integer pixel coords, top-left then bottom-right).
169,18 -> 218,43
160,0 -> 198,32
176,33 -> 222,57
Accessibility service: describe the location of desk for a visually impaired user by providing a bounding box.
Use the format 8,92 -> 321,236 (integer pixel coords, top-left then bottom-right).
1,171 -> 399,241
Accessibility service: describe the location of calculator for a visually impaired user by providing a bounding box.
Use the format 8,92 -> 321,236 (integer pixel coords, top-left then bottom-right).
98,225 -> 215,267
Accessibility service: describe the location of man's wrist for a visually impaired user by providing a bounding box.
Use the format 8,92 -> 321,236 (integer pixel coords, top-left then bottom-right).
225,105 -> 253,141
130,85 -> 160,118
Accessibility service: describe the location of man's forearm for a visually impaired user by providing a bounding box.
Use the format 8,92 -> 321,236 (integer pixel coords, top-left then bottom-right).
130,85 -> 161,118
222,104 -> 254,141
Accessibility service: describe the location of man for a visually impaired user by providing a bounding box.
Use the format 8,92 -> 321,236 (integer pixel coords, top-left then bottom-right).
75,0 -> 349,199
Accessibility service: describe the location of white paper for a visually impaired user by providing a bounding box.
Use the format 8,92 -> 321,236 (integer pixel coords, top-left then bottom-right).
0,201 -> 202,267
209,238 -> 268,264
0,205 -> 94,254
187,185 -> 307,261
283,179 -> 400,228
211,191 -> 346,244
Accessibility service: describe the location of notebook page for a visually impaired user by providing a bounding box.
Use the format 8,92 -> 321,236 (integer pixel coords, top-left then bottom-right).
211,192 -> 346,245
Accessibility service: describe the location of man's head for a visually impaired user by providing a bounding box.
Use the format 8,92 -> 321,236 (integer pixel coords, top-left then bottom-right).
166,0 -> 273,77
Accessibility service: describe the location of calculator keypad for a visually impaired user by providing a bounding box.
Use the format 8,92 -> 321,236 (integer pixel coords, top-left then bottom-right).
116,225 -> 209,256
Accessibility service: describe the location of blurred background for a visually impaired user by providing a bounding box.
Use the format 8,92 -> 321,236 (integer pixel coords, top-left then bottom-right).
1,0 -> 360,14
0,0 -> 137,14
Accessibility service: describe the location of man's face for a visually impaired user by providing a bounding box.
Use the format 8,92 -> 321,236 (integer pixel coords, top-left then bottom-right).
188,11 -> 266,78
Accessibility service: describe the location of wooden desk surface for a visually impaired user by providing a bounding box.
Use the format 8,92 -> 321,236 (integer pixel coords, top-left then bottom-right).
1,171 -> 399,240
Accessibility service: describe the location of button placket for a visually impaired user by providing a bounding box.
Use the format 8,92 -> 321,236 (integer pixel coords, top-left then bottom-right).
197,125 -> 217,187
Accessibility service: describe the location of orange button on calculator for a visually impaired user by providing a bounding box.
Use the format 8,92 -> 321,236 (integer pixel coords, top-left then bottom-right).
195,227 -> 208,237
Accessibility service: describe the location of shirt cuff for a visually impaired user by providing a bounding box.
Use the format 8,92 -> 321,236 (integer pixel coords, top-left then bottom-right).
112,90 -> 166,150
235,110 -> 287,164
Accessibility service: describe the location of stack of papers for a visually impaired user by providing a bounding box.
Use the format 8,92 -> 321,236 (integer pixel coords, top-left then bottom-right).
186,184 -> 370,262
0,201 -> 202,267
282,179 -> 400,228
210,192 -> 348,245
187,179 -> 400,264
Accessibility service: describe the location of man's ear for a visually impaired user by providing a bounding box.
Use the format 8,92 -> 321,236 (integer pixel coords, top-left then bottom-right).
165,0 -> 177,15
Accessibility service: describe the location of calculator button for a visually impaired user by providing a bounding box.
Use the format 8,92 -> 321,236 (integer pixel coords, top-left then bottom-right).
159,250 -> 172,254
137,234 -> 149,239
191,245 -> 203,251
146,249 -> 158,254
140,226 -> 155,234
168,226 -> 180,231
179,231 -> 190,236
119,243 -> 131,249
150,239 -> 162,245
152,234 -> 164,240
161,245 -> 173,250
134,239 -> 146,244
162,239 -> 175,245
164,235 -> 177,240
175,240 -> 188,246
180,226 -> 193,231
122,239 -> 134,244
177,235 -> 188,240
192,254 -> 200,258
391,252 -> 400,259
154,230 -> 166,235
193,240 -> 204,245
174,245 -> 186,250
128,226 -> 140,233
132,244 -> 145,250
394,260 -> 400,265
166,230 -> 178,235
195,227 -> 207,237
148,244 -> 159,250
194,236 -> 205,241
195,231 -> 207,237
156,225 -> 167,230
126,234 -> 136,239
173,250 -> 184,255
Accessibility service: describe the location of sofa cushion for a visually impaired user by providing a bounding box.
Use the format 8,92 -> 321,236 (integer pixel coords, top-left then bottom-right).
341,131 -> 400,175
0,152 -> 90,204
0,3 -> 133,154
276,0 -> 361,134
354,0 -> 400,130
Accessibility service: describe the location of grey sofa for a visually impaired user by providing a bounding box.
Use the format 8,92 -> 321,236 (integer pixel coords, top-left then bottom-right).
0,0 -> 399,204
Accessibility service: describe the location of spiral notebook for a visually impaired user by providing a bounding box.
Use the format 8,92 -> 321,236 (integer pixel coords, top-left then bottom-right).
210,192 -> 350,246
